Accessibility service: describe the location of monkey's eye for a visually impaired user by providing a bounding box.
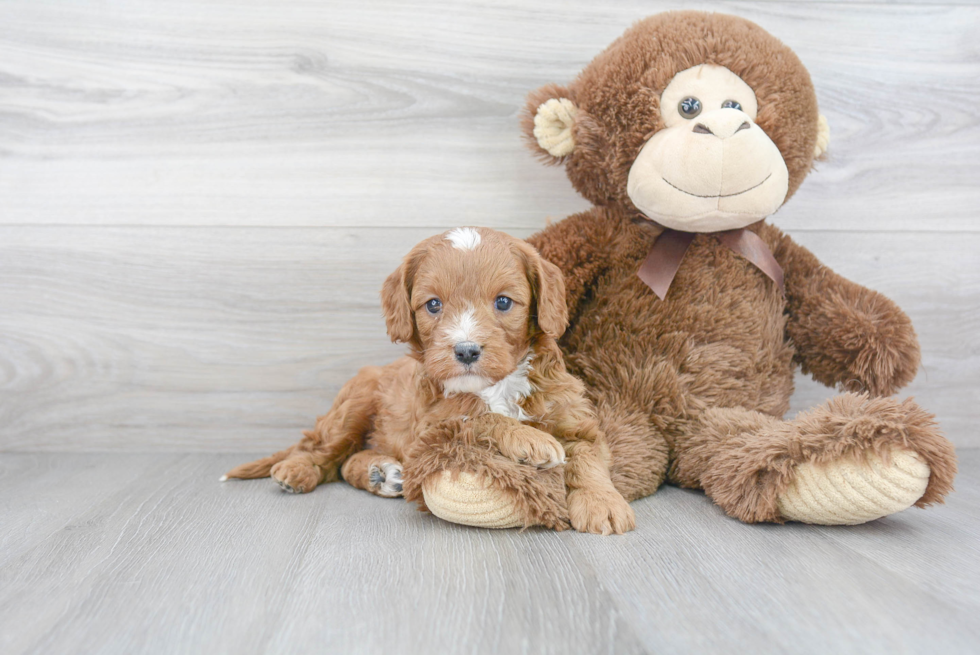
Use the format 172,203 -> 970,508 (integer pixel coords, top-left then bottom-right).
425,298 -> 442,314
678,97 -> 702,119
494,296 -> 513,312
721,99 -> 742,111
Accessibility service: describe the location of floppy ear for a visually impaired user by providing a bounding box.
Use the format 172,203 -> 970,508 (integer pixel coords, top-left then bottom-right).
380,245 -> 427,344
535,257 -> 568,339
520,83 -> 579,163
514,241 -> 568,339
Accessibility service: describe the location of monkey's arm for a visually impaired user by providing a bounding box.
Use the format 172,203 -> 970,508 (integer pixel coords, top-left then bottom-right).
765,224 -> 920,396
527,208 -> 618,322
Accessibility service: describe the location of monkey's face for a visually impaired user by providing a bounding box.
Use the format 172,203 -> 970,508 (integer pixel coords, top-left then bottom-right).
523,13 -> 828,228
626,65 -> 790,233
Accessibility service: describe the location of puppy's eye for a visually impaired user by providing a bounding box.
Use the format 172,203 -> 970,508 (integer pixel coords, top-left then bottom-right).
678,97 -> 702,119
494,296 -> 513,312
425,298 -> 442,314
721,99 -> 742,111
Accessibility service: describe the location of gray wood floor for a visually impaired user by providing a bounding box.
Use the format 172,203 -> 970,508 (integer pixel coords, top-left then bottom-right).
1,449 -> 978,655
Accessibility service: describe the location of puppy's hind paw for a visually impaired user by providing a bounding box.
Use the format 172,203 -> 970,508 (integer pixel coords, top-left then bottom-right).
370,461 -> 404,498
276,478 -> 300,494
270,458 -> 322,494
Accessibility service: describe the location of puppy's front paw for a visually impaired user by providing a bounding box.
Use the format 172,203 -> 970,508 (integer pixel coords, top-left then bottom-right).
497,425 -> 566,469
568,489 -> 635,535
270,458 -> 321,494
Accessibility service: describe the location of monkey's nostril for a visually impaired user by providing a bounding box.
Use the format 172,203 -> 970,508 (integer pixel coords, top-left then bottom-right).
454,341 -> 482,365
692,123 -> 714,135
735,121 -> 751,133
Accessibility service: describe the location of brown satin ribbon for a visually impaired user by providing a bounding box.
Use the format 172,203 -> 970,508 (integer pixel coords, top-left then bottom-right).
637,228 -> 785,300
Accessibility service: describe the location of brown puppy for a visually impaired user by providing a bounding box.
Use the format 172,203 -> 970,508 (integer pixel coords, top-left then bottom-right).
223,227 -> 634,535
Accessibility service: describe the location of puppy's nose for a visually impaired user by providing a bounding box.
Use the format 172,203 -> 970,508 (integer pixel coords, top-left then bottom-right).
454,342 -> 482,365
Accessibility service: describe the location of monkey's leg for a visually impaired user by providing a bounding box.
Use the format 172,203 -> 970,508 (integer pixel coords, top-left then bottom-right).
406,398 -> 669,531
402,419 -> 570,531
592,398 -> 671,503
668,393 -> 956,524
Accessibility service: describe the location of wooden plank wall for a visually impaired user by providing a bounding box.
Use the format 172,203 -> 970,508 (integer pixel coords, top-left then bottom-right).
1,0 -> 978,451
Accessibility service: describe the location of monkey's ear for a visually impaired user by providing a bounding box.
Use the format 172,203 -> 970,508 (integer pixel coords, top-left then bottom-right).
380,245 -> 427,344
813,114 -> 830,159
521,84 -> 579,163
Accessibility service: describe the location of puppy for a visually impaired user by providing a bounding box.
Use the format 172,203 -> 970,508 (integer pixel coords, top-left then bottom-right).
223,227 -> 635,535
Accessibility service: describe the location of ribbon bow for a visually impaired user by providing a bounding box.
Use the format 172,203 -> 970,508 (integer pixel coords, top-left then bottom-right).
637,228 -> 785,301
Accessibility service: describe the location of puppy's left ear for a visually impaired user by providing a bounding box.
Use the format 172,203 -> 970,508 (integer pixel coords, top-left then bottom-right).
536,257 -> 568,339
381,244 -> 428,344
515,242 -> 568,339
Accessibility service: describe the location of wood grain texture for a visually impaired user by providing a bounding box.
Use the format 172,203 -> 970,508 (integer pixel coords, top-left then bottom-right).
0,450 -> 977,655
0,1 -> 978,450
0,1 -> 977,231
1,226 -> 976,451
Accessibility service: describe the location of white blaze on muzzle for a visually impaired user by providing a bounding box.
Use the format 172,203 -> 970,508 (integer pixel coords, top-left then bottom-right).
446,307 -> 479,345
440,307 -> 488,394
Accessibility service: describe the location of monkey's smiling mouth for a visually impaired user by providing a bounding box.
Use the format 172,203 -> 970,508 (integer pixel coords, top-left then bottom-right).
662,173 -> 772,199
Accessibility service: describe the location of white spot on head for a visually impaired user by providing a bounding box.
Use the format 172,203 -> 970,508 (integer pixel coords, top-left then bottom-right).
446,308 -> 479,344
219,475 -> 228,482
446,227 -> 482,251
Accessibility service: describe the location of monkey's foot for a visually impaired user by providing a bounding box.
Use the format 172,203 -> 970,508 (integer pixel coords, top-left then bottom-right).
777,446 -> 930,525
422,472 -> 524,529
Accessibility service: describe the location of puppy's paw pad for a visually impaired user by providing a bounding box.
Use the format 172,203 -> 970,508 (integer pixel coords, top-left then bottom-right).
370,462 -> 404,497
276,478 -> 300,494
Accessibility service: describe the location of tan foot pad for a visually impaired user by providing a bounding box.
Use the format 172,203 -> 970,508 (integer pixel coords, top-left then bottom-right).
422,471 -> 524,529
777,447 -> 930,525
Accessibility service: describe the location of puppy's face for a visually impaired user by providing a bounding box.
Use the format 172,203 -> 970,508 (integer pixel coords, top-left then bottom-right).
381,227 -> 567,392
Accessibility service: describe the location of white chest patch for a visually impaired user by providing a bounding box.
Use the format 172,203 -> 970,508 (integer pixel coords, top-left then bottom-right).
446,227 -> 482,251
478,357 -> 534,421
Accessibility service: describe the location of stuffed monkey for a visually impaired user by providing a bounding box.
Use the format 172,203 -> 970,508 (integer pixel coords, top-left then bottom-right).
411,11 -> 957,528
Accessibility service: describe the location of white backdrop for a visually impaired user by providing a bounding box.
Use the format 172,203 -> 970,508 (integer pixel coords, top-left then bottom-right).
1,0 -> 977,451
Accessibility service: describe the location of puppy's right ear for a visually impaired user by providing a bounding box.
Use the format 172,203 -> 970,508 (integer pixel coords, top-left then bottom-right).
521,84 -> 579,164
381,246 -> 427,344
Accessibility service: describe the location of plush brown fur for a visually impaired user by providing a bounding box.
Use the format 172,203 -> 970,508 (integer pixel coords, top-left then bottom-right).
437,11 -> 957,524
224,228 -> 634,534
